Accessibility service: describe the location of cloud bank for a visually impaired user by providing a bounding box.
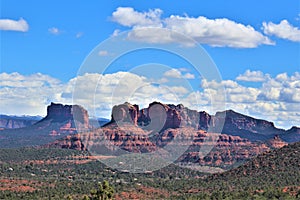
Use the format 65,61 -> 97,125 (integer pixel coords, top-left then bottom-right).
111,7 -> 274,48
0,70 -> 299,129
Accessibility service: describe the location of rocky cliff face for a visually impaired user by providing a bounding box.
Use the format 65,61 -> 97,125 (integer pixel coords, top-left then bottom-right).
47,126 -> 275,168
216,110 -> 284,140
40,102 -> 90,135
111,102 -> 211,132
2,101 -> 299,168
44,102 -> 89,129
0,103 -> 91,148
46,101 -> 300,168
107,102 -> 298,142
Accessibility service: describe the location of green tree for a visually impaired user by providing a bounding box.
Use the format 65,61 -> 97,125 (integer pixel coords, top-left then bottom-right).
82,195 -> 90,200
90,180 -> 115,200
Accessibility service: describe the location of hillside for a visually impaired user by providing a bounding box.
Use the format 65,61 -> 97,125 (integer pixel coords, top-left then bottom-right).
180,141 -> 300,199
0,142 -> 299,199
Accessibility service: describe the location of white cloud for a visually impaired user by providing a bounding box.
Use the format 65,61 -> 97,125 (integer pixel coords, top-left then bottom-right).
275,73 -> 288,81
163,69 -> 195,79
68,72 -> 193,117
164,69 -> 182,78
169,86 -> 189,95
0,72 -> 60,88
112,29 -> 120,37
164,15 -> 273,48
200,71 -> 300,128
0,72 -> 62,116
127,27 -> 196,47
236,70 -> 269,82
111,7 -> 162,27
258,72 -> 300,103
1,70 -> 299,129
263,20 -> 300,42
48,27 -> 61,35
111,7 -> 274,48
183,73 -> 195,79
0,18 -> 29,32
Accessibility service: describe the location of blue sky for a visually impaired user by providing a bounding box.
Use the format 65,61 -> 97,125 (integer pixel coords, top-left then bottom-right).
0,0 -> 299,128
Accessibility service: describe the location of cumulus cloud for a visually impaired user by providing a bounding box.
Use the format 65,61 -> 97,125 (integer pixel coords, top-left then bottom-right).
1,70 -> 299,129
163,69 -> 195,79
111,7 -> 162,27
111,7 -> 274,48
258,72 -> 300,103
67,72 -> 194,117
199,71 -> 300,128
0,18 -> 29,32
262,20 -> 300,42
236,70 -> 269,82
0,72 -> 62,115
164,15 -> 273,48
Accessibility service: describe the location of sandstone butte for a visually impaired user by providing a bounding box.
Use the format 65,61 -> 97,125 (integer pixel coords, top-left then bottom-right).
43,102 -> 299,168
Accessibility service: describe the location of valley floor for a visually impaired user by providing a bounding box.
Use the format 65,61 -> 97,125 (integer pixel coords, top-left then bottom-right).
0,144 -> 299,199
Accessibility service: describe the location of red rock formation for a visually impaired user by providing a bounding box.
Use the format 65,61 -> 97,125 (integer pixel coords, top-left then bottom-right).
112,102 -> 138,125
267,135 -> 288,148
41,102 -> 300,168
44,102 -> 89,134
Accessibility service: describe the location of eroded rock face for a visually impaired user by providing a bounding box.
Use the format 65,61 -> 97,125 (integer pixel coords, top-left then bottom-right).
107,102 -> 300,143
45,103 -> 89,127
215,110 -> 282,138
43,101 -> 300,169
112,102 -> 203,131
267,135 -> 288,149
44,102 -> 89,134
47,127 -> 273,168
48,134 -> 84,150
175,132 -> 270,167
111,102 -> 139,126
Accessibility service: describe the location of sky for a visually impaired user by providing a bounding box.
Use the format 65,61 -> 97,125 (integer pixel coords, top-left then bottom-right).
0,0 -> 299,129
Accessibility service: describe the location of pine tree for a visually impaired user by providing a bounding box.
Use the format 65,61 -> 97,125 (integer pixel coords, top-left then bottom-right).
90,180 -> 115,200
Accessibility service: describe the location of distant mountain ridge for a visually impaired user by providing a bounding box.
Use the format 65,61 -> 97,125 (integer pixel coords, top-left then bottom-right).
0,114 -> 42,129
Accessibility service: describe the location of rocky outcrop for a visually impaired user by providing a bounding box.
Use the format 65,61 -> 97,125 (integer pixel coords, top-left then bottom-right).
44,102 -> 89,129
47,134 -> 84,150
48,127 -> 275,168
111,102 -> 139,126
0,103 -> 91,148
138,102 -> 181,131
267,135 -> 288,149
215,110 -> 283,138
2,101 -> 299,169
107,102 -> 300,143
112,102 -> 210,132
